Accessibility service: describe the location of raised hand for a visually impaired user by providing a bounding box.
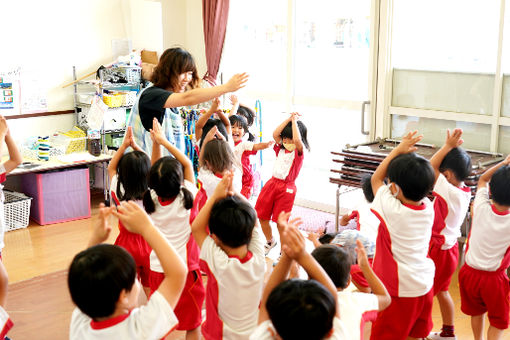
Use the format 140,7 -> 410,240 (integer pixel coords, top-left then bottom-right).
112,201 -> 153,235
89,203 -> 114,246
445,128 -> 463,149
211,171 -> 234,201
395,130 -> 422,154
225,73 -> 249,92
150,118 -> 166,145
281,221 -> 306,260
229,94 -> 238,106
355,239 -> 369,269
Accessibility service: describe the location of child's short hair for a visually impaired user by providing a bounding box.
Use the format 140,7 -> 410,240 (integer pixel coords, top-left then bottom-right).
266,279 -> 336,340
439,147 -> 472,182
280,120 -> 310,151
209,196 -> 256,248
387,153 -> 434,202
200,119 -> 229,149
237,105 -> 255,127
143,156 -> 194,214
116,151 -> 151,201
489,165 -> 510,206
360,173 -> 374,203
68,244 -> 136,319
229,114 -> 255,142
311,245 -> 351,289
319,233 -> 336,244
199,139 -> 234,174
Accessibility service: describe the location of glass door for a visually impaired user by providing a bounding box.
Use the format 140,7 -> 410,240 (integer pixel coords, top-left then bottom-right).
221,0 -> 380,210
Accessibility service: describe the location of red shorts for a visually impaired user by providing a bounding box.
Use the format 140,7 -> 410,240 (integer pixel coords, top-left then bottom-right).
255,178 -> 296,222
429,239 -> 459,294
150,269 -> 205,331
370,289 -> 434,340
115,230 -> 151,287
459,264 -> 510,329
350,258 -> 374,289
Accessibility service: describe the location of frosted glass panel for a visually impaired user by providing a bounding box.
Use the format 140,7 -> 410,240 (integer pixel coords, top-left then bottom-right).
392,0 -> 499,73
391,115 -> 491,151
498,126 -> 510,154
500,75 -> 510,117
392,69 -> 494,115
294,0 -> 371,100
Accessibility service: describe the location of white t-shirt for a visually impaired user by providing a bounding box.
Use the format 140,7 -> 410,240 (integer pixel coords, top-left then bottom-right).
250,317 -> 350,340
371,185 -> 435,297
337,291 -> 378,340
357,203 -> 380,243
149,179 -> 197,272
200,227 -> 265,339
432,173 -> 471,249
233,141 -> 254,171
197,167 -> 242,199
69,291 -> 178,340
465,187 -> 510,271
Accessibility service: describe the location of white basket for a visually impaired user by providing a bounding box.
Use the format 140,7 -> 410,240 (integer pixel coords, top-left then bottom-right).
3,190 -> 32,231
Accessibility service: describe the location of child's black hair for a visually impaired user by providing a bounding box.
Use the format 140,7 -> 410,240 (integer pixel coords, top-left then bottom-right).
199,139 -> 234,174
360,173 -> 374,203
319,233 -> 337,244
209,196 -> 256,248
237,105 -> 255,127
280,120 -> 310,151
229,114 -> 255,142
116,151 -> 151,201
311,245 -> 351,289
266,279 -> 336,340
199,119 -> 229,149
143,156 -> 194,214
68,244 -> 136,319
489,165 -> 510,206
387,153 -> 435,202
439,147 -> 472,182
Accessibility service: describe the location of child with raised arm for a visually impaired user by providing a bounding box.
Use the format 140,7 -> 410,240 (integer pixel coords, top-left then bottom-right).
427,129 -> 472,340
312,240 -> 391,340
107,126 -> 152,297
68,201 -> 187,339
252,211 -> 349,340
143,118 -> 204,340
0,115 -> 20,339
192,172 -> 265,340
459,154 -> 510,340
255,113 -> 310,254
369,131 -> 436,340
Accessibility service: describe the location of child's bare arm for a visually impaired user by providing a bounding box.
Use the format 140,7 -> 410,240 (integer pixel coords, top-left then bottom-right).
216,109 -> 232,137
430,128 -> 463,181
113,201 -> 187,308
355,240 -> 391,311
478,154 -> 510,189
272,115 -> 293,144
2,131 -> 22,174
371,131 -> 422,196
191,171 -> 234,248
107,127 -> 135,180
252,141 -> 275,151
228,94 -> 239,117
151,118 -> 195,184
290,113 -> 304,154
195,98 -> 219,141
87,203 -> 114,247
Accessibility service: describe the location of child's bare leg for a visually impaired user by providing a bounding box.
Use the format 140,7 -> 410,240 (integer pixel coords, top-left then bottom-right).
259,219 -> 273,242
437,290 -> 455,325
186,327 -> 199,340
487,325 -> 504,340
0,261 -> 8,307
471,314 -> 485,340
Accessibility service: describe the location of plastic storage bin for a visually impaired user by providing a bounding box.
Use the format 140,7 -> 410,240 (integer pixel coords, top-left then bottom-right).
21,168 -> 90,225
3,190 -> 32,231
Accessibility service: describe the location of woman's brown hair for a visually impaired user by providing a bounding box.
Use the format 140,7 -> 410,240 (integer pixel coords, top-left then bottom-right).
151,47 -> 200,91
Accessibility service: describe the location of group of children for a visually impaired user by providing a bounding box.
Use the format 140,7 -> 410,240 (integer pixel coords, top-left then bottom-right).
64,93 -> 510,340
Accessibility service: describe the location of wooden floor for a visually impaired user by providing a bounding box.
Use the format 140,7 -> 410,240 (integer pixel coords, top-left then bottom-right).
2,193 -> 510,339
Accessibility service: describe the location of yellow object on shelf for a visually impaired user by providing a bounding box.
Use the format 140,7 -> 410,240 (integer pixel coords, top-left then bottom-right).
102,93 -> 124,107
57,127 -> 87,154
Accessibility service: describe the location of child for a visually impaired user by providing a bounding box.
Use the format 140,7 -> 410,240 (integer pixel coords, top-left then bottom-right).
252,211 -> 348,340
192,172 -> 265,339
458,154 -> 510,340
369,131 -> 436,340
107,126 -> 152,297
229,113 -> 273,199
195,97 -> 231,148
143,118 -> 205,340
312,240 -> 391,340
68,201 -> 187,339
228,95 -> 256,129
427,129 -> 472,340
0,116 -> 20,338
255,112 -> 310,254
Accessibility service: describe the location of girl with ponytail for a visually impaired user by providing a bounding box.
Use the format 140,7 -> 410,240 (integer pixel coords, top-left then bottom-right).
144,118 -> 205,340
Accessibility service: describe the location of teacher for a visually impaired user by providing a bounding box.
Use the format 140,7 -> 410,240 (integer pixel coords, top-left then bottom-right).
127,47 -> 248,155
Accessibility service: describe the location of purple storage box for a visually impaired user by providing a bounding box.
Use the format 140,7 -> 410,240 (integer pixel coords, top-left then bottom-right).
21,168 -> 91,225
